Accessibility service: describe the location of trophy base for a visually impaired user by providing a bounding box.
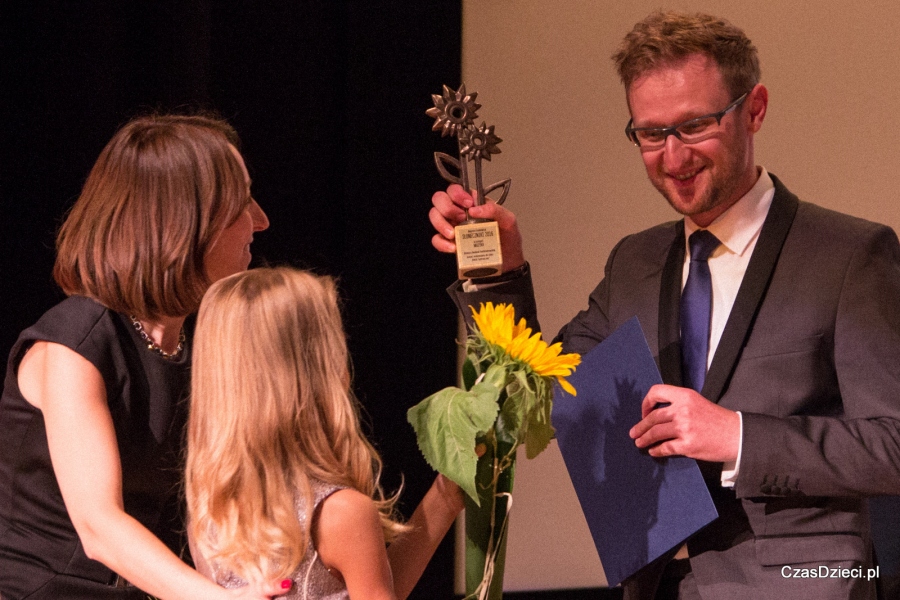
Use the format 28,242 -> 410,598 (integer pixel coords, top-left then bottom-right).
455,221 -> 503,279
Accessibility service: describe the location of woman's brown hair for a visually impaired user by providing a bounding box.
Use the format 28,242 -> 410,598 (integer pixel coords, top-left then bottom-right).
53,114 -> 251,318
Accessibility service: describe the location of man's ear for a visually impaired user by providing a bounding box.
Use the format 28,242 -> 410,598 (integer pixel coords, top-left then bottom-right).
746,83 -> 768,133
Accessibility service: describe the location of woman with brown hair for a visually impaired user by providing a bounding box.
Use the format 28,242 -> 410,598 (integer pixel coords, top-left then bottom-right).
0,115 -> 285,599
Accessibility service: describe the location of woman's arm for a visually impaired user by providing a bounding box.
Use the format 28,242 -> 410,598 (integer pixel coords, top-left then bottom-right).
315,488 -> 397,600
386,475 -> 464,600
188,525 -> 215,580
18,341 -> 286,600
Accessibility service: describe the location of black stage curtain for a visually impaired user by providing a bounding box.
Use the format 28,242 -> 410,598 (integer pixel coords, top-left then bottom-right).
1,2 -> 462,597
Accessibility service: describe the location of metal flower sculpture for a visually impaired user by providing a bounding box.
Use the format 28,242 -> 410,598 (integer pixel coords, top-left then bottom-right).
427,84 -> 510,206
459,123 -> 502,162
427,83 -> 481,137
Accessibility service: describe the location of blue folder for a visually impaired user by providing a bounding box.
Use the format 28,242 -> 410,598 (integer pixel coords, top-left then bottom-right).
552,317 -> 718,587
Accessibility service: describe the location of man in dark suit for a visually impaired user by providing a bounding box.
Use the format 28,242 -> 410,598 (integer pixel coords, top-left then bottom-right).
429,10 -> 900,600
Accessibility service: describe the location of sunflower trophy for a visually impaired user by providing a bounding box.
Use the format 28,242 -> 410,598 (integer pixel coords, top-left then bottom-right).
426,84 -> 511,279
408,303 -> 580,599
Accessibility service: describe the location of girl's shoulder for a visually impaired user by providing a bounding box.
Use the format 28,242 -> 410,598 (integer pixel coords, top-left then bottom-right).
298,480 -> 351,522
313,486 -> 380,539
309,479 -> 349,508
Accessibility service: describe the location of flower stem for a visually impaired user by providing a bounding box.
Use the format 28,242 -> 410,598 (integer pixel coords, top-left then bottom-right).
465,432 -> 516,600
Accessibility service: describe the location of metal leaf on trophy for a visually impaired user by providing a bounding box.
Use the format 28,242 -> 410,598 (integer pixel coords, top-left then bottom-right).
482,178 -> 511,206
433,152 -> 463,186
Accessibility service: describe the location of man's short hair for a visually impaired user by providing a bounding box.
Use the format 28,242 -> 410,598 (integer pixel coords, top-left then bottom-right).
612,10 -> 761,99
53,114 -> 250,319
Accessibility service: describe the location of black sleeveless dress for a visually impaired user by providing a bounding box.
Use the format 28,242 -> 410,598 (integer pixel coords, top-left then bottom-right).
0,296 -> 191,599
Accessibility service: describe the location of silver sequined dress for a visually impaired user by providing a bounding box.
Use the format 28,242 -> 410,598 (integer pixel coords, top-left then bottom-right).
214,481 -> 349,600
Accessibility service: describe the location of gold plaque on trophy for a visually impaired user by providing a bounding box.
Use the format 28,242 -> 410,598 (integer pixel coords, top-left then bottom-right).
454,220 -> 502,279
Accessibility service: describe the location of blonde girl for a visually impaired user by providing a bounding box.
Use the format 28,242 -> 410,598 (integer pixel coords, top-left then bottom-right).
187,267 -> 462,600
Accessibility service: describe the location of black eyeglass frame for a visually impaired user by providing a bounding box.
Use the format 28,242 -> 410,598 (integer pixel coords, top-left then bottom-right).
624,91 -> 750,148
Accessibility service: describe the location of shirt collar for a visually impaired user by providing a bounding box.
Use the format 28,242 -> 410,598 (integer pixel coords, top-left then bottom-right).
684,167 -> 775,257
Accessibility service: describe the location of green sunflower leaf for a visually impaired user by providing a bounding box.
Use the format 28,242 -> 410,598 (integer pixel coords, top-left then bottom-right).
461,356 -> 478,391
497,370 -> 532,442
497,387 -> 523,446
407,369 -> 504,505
499,370 -> 555,459
479,362 -> 508,390
523,387 -> 555,459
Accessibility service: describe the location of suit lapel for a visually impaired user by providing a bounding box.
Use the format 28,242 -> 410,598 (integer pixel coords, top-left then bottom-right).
658,222 -> 685,386
701,175 -> 800,402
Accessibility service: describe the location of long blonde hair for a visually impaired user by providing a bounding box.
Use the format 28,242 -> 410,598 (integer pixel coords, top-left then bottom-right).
186,267 -> 406,582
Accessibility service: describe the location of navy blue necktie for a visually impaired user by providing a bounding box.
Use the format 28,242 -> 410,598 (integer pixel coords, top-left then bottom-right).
681,230 -> 721,393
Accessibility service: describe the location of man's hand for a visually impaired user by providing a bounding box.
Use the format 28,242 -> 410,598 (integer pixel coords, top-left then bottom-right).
429,184 -> 525,273
629,384 -> 740,462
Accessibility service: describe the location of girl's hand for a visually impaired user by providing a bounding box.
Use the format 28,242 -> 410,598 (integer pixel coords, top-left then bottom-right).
435,474 -> 465,516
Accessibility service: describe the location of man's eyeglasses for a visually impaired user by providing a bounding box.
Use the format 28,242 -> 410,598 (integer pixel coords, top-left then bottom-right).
625,92 -> 749,149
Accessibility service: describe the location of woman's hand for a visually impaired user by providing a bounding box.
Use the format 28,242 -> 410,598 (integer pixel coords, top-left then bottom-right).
227,579 -> 293,599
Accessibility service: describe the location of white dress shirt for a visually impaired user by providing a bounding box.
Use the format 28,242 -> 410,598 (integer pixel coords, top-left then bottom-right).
683,167 -> 775,486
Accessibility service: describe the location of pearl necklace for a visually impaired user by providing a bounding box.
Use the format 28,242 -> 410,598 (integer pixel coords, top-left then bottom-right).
129,316 -> 186,360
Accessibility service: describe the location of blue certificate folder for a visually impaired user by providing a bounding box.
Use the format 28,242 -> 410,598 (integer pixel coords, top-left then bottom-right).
552,317 -> 718,587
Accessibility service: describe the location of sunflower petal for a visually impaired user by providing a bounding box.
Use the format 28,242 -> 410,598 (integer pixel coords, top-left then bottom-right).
558,377 -> 577,396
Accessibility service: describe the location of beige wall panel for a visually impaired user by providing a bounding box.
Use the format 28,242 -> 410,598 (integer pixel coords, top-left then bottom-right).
459,0 -> 900,592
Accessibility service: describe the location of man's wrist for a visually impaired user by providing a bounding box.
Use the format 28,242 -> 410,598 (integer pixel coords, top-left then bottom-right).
720,411 -> 743,487
470,261 -> 529,285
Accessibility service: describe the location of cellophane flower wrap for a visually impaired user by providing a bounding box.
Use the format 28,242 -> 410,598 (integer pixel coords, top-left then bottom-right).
408,303 -> 580,600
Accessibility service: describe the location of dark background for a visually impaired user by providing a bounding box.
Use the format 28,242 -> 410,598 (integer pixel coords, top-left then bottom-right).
1,1 -> 462,597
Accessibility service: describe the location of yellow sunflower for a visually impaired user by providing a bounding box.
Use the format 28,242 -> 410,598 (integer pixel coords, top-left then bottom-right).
470,302 -> 581,395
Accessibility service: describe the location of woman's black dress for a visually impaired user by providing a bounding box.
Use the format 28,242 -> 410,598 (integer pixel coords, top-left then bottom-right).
0,296 -> 190,599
